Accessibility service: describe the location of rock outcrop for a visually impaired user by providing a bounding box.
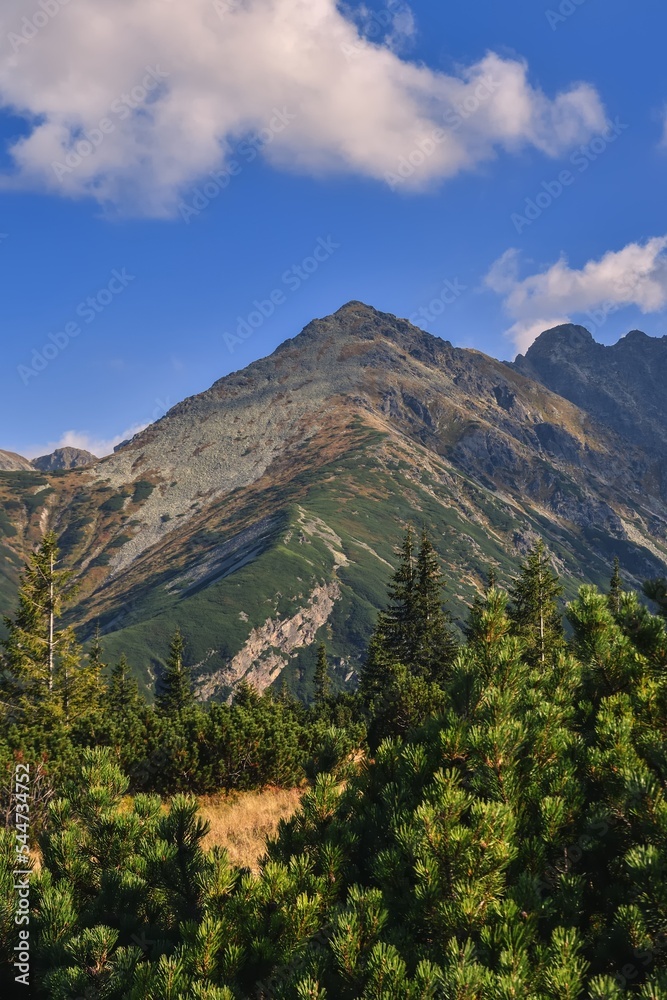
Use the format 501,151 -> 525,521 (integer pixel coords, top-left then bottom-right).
32,447 -> 99,471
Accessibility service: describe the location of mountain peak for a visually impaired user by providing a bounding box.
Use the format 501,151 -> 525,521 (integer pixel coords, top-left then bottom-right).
32,447 -> 98,471
270,301 -> 453,363
0,449 -> 33,472
614,328 -> 665,349
517,323 -> 594,364
512,323 -> 667,463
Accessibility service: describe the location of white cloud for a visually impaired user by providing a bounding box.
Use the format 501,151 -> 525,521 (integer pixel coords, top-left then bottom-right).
486,238 -> 667,354
0,0 -> 606,215
22,424 -> 147,460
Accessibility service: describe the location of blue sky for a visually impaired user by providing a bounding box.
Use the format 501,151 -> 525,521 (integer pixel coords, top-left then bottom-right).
1,0 -> 666,457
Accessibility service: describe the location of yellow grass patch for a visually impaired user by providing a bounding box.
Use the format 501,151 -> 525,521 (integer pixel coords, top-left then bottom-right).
198,786 -> 305,870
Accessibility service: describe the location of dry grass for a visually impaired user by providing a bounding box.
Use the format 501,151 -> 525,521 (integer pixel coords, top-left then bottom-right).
198,786 -> 305,870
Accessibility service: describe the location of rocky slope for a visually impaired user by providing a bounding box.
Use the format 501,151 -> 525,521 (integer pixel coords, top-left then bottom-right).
0,449 -> 33,472
32,447 -> 99,471
1,303 -> 666,699
512,325 -> 667,475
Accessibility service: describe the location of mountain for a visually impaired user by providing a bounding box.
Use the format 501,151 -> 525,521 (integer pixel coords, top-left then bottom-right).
32,447 -> 99,471
0,449 -> 33,472
512,324 -> 667,483
1,303 -> 666,699
0,446 -> 98,473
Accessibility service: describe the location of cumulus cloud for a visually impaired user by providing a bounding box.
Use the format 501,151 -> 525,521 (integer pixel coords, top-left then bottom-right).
22,424 -> 147,460
0,0 -> 606,215
486,238 -> 667,354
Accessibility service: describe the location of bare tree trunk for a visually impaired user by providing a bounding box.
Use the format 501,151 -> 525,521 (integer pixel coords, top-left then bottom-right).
539,562 -> 545,665
48,551 -> 54,692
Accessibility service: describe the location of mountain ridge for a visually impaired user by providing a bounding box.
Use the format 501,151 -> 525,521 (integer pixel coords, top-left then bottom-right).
1,303 -> 666,699
511,321 -> 667,475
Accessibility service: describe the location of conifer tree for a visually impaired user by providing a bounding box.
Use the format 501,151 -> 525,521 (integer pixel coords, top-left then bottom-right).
643,576 -> 667,618
463,566 -> 499,644
369,527 -> 456,683
412,529 -> 458,681
66,624 -> 108,727
104,653 -> 145,776
88,624 -> 106,687
608,556 -> 623,616
376,525 -> 418,666
156,628 -> 193,713
108,653 -> 142,716
1,532 -> 82,723
508,539 -> 564,666
313,642 -> 331,708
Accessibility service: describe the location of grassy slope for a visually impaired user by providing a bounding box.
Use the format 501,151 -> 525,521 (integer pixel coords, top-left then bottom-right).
93,425 -> 663,701
1,410 -> 664,701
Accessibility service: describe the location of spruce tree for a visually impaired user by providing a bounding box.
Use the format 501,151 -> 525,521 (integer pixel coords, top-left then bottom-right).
508,539 -> 564,666
412,529 -> 458,681
608,556 -> 623,616
1,532 -> 82,723
375,525 -> 418,667
66,623 -> 107,728
369,527 -> 456,683
314,642 -> 331,708
108,653 -> 142,716
358,630 -> 395,715
156,628 -> 193,713
463,566 -> 499,646
104,653 -> 145,776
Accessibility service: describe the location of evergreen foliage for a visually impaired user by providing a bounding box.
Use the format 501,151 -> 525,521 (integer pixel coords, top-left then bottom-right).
609,556 -> 624,616
0,532 -> 87,725
359,528 -> 458,747
156,627 -> 193,714
644,577 -> 667,618
2,530 -> 667,996
508,539 -> 565,666
313,643 -> 330,710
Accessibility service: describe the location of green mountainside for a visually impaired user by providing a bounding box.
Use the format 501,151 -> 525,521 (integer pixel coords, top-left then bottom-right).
1,303 -> 666,699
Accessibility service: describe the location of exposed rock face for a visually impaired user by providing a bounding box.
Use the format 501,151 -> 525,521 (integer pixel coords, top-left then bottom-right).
1,303 -> 666,699
32,448 -> 98,471
512,325 -> 667,475
196,580 -> 342,700
0,449 -> 33,472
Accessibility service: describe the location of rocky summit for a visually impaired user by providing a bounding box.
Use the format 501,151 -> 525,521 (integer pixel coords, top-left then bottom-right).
512,324 -> 667,482
1,302 -> 666,699
31,447 -> 99,472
